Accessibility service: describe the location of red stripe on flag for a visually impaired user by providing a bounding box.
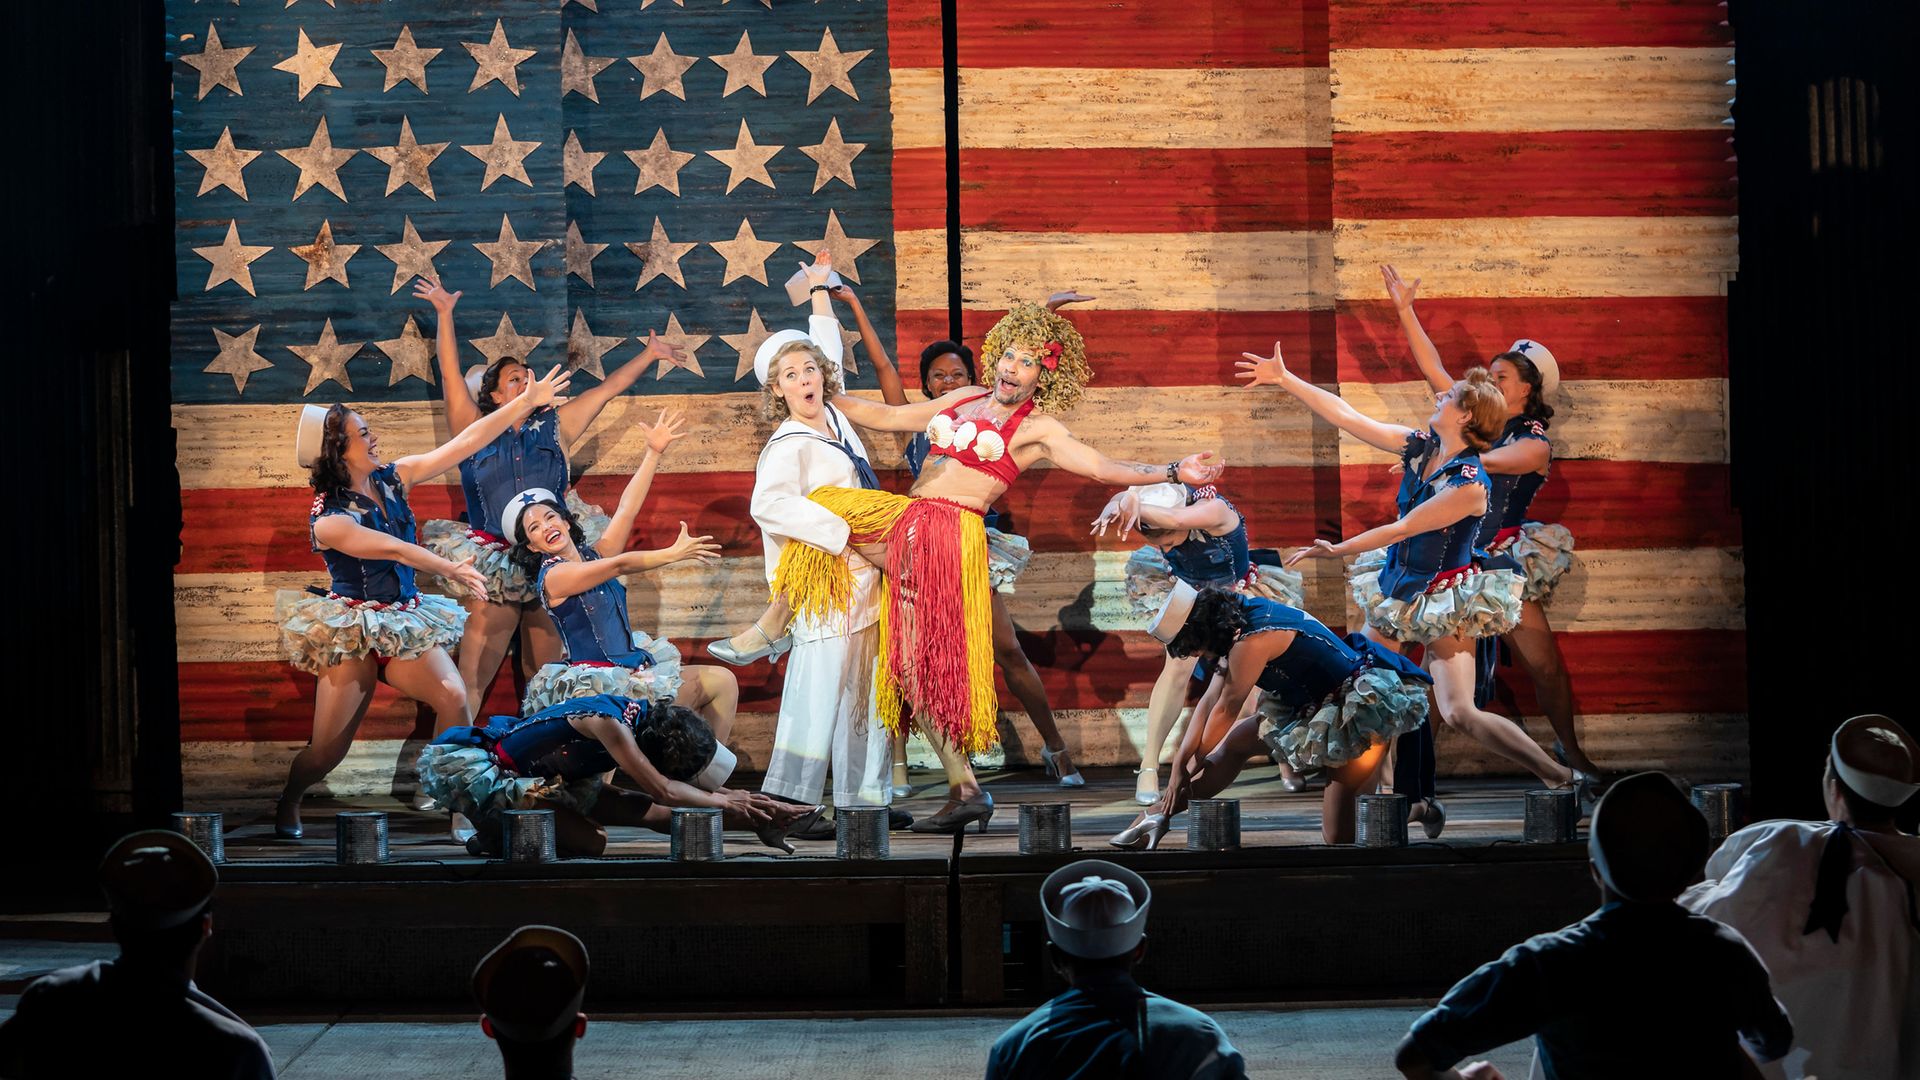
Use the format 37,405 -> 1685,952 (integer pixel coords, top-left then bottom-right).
1333,131 -> 1736,220
953,310 -> 1340,386
960,148 -> 1331,233
1328,0 -> 1733,49
1340,461 -> 1739,549
1336,297 -> 1727,383
177,628 -> 1745,738
956,1 -> 1328,68
893,147 -> 948,233
887,0 -> 947,68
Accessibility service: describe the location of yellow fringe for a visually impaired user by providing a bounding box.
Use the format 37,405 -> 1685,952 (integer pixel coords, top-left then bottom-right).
956,512 -> 999,754
769,487 -> 910,627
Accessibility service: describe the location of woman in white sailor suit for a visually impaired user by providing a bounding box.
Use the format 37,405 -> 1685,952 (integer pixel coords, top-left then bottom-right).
741,297 -> 895,812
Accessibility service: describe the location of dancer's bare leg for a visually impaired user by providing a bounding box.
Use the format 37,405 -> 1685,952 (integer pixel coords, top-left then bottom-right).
675,665 -> 740,744
516,603 -> 564,684
1429,635 -> 1572,786
1139,654 -> 1199,799
892,731 -> 911,791
455,598 -> 520,716
384,649 -> 471,737
1320,741 -> 1389,845
277,657 -> 378,831
922,721 -> 982,815
991,593 -> 1072,773
1504,600 -> 1597,773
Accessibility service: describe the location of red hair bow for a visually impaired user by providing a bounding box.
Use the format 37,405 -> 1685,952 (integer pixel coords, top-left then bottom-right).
1039,341 -> 1062,371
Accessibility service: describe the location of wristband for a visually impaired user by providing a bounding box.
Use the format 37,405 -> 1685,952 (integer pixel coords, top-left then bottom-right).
809,284 -> 830,294
1165,462 -> 1179,484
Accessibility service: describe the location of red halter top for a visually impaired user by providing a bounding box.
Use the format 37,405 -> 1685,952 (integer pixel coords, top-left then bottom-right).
924,396 -> 1036,485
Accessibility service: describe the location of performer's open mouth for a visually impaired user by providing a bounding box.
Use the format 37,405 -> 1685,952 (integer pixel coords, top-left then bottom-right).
997,376 -> 1019,395
541,524 -> 564,546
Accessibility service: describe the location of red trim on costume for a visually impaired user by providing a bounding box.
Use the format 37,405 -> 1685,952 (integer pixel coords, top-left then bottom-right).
327,593 -> 422,612
1486,526 -> 1523,553
925,398 -> 1037,486
571,660 -> 619,669
465,527 -> 509,549
1423,565 -> 1477,595
918,496 -> 987,518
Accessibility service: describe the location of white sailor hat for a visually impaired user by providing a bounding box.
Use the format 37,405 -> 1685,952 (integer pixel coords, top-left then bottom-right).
99,830 -> 218,930
499,487 -> 560,545
1506,339 -> 1560,397
1147,580 -> 1199,645
1588,772 -> 1709,903
295,404 -> 330,469
472,925 -> 590,1043
783,264 -> 843,307
1041,859 -> 1152,960
754,330 -> 826,387
1832,714 -> 1920,807
464,364 -> 490,397
693,743 -> 738,793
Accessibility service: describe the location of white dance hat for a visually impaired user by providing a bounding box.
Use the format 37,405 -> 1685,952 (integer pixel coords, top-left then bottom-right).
754,329 -> 823,387
294,404 -> 330,468
1832,714 -> 1920,807
1041,859 -> 1152,960
499,487 -> 560,545
1506,339 -> 1560,397
1136,482 -> 1187,509
464,364 -> 489,397
1146,580 -> 1199,645
783,264 -> 843,306
694,743 -> 738,793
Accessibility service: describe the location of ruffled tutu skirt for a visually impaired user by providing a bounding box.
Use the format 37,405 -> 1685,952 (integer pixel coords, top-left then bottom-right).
275,590 -> 467,675
421,490 -> 611,604
1260,667 -> 1431,772
521,632 -> 684,713
1482,522 -> 1575,604
415,744 -> 603,836
985,527 -> 1032,593
1122,546 -> 1305,620
1348,549 -> 1522,645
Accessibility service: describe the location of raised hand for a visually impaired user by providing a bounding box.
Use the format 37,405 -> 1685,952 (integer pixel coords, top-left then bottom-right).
636,407 -> 689,455
1381,263 -> 1420,312
411,276 -> 461,315
1176,451 -> 1224,487
799,251 -> 834,287
1282,539 -> 1341,568
446,555 -> 490,602
637,329 -> 687,370
663,522 -> 722,565
520,365 -> 573,409
826,283 -> 860,307
1233,342 -> 1291,389
1044,290 -> 1095,311
1090,488 -> 1144,540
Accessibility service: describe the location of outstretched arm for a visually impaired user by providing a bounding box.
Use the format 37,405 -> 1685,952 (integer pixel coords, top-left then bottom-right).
1235,341 -> 1414,454
592,408 -> 688,558
834,384 -> 987,432
1476,439 -> 1550,476
1285,483 -> 1486,567
1036,417 -> 1224,488
392,366 -> 571,488
543,523 -> 719,603
1383,265 -> 1453,395
831,284 -> 905,405
312,514 -> 491,600
557,331 -> 687,447
1090,486 -> 1238,541
414,278 -> 481,437
574,712 -> 774,825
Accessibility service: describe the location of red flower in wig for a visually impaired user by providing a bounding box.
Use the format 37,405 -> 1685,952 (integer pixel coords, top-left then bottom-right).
1039,341 -> 1062,371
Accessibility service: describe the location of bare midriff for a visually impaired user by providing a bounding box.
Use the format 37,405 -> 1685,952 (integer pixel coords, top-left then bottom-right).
908,455 -> 1007,511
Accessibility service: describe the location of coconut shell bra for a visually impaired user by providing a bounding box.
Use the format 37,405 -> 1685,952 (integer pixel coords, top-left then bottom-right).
924,396 -> 1036,485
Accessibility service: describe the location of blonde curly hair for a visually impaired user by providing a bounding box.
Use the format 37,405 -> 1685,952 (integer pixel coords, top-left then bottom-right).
1453,368 -> 1509,453
979,302 -> 1093,413
760,341 -> 843,422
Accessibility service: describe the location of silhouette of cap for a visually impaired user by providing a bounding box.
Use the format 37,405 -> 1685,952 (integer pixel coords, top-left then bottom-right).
99,830 -> 217,929
472,926 -> 590,1042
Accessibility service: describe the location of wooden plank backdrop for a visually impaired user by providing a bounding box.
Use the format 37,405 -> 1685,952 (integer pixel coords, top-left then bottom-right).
168,1 -> 1744,798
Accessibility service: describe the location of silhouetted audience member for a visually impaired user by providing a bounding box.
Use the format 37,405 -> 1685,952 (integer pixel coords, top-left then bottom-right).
474,926 -> 591,1080
1683,715 -> 1920,1079
0,830 -> 275,1079
985,859 -> 1246,1080
1395,772 -> 1793,1080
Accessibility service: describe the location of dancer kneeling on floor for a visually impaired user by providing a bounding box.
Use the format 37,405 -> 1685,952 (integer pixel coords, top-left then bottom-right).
1111,583 -> 1431,848
419,694 -> 819,858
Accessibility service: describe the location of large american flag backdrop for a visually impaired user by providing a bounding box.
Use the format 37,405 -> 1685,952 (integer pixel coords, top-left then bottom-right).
169,1 -> 1741,799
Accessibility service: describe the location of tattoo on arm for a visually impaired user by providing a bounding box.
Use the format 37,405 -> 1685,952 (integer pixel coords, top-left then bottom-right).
1117,461 -> 1159,476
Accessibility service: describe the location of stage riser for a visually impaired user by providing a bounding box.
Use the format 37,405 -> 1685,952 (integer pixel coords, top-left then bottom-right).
198,849 -> 1596,1009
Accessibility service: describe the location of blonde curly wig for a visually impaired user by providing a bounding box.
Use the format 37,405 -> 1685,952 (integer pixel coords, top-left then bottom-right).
979,302 -> 1093,413
760,341 -> 843,422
